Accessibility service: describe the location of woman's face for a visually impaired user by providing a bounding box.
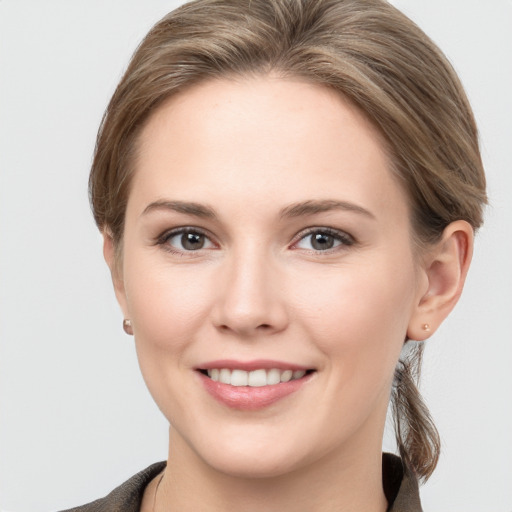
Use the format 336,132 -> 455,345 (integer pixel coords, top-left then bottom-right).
112,77 -> 429,477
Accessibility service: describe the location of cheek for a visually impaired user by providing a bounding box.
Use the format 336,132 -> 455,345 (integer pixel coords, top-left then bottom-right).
121,255 -> 217,423
289,257 -> 418,438
123,255 -> 214,360
292,256 -> 417,373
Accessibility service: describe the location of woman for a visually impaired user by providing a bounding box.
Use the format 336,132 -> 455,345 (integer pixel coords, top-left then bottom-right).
41,0 -> 488,510
68,0 -> 487,510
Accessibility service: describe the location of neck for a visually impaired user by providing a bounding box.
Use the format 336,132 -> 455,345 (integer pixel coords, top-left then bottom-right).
153,428 -> 388,512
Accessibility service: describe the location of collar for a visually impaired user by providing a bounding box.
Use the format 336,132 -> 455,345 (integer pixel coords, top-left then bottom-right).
383,453 -> 423,512
62,454 -> 422,511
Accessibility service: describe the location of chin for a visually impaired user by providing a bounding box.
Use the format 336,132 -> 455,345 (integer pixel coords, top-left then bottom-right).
205,451 -> 302,479
186,429 -> 312,479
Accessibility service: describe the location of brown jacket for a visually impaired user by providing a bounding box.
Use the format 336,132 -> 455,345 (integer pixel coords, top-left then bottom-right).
61,454 -> 422,512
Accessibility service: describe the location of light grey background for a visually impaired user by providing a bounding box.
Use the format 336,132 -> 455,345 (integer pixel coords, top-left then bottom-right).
0,1 -> 511,511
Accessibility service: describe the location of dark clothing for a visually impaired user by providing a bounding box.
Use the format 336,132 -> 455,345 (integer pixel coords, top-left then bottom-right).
61,453 -> 422,512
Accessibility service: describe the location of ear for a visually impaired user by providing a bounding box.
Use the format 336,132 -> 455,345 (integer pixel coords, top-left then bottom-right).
407,220 -> 474,341
103,231 -> 129,319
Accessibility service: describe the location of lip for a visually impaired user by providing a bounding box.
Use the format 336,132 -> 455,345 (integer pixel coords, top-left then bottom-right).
197,359 -> 311,372
196,360 -> 315,411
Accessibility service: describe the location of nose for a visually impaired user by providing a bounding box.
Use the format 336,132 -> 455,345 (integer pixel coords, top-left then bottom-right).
211,248 -> 289,338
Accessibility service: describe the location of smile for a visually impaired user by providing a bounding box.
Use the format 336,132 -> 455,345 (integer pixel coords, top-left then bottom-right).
197,362 -> 315,410
204,368 -> 307,387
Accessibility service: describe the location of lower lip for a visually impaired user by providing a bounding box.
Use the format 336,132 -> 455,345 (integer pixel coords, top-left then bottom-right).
198,372 -> 312,411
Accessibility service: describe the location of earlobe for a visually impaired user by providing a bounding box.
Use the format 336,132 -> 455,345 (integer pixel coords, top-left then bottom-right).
407,220 -> 474,341
102,231 -> 129,318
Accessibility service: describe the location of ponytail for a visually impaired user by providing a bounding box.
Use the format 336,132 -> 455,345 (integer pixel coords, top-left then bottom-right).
391,343 -> 440,482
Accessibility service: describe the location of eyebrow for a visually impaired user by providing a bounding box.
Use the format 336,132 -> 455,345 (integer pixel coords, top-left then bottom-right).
142,200 -> 217,219
279,200 -> 375,219
141,198 -> 375,220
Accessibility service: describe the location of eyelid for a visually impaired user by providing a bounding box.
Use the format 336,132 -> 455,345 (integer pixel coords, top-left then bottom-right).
155,226 -> 218,252
290,226 -> 355,250
156,226 -> 209,242
153,225 -> 354,253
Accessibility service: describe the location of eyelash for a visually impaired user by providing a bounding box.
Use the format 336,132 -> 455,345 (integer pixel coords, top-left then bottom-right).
155,226 -> 355,254
291,227 -> 355,253
156,227 -> 215,255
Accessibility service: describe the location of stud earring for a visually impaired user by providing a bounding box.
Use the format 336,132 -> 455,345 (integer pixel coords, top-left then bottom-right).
123,319 -> 133,335
422,323 -> 430,332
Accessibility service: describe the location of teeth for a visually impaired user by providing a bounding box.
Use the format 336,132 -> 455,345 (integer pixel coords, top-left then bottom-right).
267,368 -> 281,385
280,370 -> 292,382
231,369 -> 248,386
219,368 -> 231,385
248,369 -> 267,387
206,368 -> 308,386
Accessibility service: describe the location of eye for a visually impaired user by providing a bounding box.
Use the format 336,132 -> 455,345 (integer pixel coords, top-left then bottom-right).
294,229 -> 353,251
160,228 -> 215,252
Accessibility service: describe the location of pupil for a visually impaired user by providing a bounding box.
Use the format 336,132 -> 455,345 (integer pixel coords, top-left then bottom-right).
182,233 -> 204,250
312,233 -> 334,250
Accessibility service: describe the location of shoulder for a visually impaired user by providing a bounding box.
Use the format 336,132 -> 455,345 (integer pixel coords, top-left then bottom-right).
59,462 -> 166,512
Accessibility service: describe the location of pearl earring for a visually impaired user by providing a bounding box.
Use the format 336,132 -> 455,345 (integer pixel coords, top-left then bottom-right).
422,323 -> 430,332
123,319 -> 134,335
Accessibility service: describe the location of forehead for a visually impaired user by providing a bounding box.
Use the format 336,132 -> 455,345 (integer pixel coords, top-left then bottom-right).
130,76 -> 409,223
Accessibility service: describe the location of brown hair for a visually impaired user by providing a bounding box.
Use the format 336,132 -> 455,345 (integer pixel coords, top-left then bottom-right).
89,0 -> 486,481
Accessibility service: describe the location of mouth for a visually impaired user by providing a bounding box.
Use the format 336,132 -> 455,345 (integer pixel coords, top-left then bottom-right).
198,367 -> 315,387
196,361 -> 316,410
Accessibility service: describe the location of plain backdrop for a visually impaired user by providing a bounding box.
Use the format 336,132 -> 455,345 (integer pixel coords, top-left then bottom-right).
0,1 -> 511,511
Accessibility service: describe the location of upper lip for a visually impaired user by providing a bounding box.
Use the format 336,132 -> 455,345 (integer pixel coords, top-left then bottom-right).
196,359 -> 313,372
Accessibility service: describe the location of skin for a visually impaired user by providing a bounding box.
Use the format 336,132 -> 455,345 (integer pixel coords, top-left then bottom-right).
104,76 -> 473,512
